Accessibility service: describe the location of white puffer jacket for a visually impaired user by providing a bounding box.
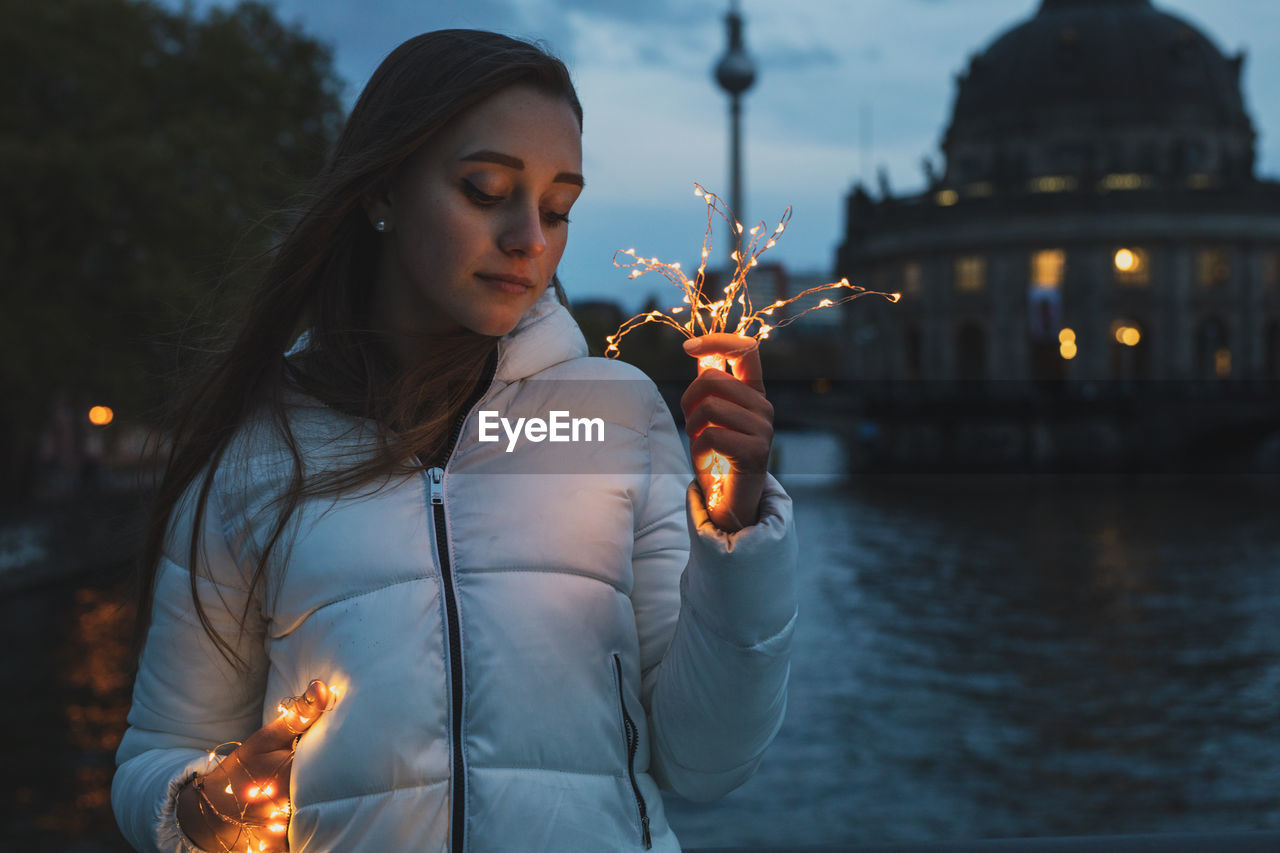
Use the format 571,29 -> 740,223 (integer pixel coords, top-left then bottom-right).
113,289 -> 798,852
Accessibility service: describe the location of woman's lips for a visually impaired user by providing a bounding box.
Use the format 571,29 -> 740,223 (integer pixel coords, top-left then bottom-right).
478,273 -> 533,294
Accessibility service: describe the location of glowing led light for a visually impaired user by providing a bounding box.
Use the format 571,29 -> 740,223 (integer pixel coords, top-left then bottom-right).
1060,341 -> 1078,360
698,449 -> 732,511
88,405 -> 114,426
1114,249 -> 1137,273
699,355 -> 727,372
1059,328 -> 1076,344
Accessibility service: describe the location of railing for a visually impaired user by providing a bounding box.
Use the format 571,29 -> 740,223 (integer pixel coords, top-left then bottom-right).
691,829 -> 1280,852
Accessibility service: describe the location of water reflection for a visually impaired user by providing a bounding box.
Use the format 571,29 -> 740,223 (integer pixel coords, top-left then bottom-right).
5,432 -> 1280,849
666,432 -> 1280,846
2,574 -> 135,850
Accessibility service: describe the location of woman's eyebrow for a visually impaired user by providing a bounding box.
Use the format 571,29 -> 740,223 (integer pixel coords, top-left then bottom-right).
459,149 -> 585,187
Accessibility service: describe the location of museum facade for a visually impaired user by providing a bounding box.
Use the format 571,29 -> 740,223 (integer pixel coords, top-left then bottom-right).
836,0 -> 1280,390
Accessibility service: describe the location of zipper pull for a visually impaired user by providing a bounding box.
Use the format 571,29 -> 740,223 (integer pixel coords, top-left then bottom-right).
428,467 -> 444,505
641,815 -> 651,849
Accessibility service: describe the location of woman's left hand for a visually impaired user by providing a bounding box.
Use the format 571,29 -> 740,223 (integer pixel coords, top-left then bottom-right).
680,334 -> 774,533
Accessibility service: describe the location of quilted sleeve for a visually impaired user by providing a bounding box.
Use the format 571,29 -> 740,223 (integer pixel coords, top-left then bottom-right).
629,390 -> 798,801
111,474 -> 269,852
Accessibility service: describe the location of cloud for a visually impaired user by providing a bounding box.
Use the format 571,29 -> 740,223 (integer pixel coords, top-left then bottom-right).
551,0 -> 705,27
756,43 -> 842,72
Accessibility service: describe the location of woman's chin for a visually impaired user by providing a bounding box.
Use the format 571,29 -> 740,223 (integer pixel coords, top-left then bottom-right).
466,311 -> 524,338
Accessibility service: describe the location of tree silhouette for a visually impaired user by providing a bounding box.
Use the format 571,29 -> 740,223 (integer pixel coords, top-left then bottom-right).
0,0 -> 344,500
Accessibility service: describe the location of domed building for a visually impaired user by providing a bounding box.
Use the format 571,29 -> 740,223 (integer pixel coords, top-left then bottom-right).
837,0 -> 1280,400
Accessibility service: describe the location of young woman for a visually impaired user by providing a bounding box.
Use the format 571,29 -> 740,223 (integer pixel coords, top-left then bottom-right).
113,30 -> 797,853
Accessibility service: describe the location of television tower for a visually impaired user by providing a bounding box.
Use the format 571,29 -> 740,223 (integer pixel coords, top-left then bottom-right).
714,0 -> 757,268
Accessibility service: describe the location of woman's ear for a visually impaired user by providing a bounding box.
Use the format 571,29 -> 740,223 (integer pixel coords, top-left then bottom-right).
363,180 -> 394,232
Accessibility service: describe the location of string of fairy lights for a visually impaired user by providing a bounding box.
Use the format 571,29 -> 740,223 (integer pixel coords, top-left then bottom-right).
185,681 -> 341,852
606,184 -> 900,511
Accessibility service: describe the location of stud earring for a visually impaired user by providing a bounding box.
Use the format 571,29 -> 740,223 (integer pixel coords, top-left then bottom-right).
374,219 -> 389,232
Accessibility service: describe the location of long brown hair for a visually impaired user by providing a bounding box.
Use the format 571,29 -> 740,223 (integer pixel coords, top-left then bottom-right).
135,30 -> 584,669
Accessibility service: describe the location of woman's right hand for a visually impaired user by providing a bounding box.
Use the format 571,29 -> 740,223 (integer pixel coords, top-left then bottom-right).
177,681 -> 332,852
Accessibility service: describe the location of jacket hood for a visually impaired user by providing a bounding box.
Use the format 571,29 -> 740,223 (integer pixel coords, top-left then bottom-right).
495,286 -> 590,384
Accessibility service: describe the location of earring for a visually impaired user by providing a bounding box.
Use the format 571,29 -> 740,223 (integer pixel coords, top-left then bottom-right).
374,219 -> 389,232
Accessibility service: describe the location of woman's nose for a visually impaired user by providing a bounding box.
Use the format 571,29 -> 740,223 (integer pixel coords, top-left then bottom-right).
499,205 -> 547,258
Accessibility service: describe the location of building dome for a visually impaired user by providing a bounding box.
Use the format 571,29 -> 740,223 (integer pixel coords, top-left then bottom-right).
942,0 -> 1255,189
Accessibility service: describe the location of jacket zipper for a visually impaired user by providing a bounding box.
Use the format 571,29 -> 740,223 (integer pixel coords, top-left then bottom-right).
428,467 -> 467,853
423,349 -> 498,853
613,654 -> 652,849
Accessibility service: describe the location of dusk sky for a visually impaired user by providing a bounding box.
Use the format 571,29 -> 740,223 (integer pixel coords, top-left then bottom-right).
166,0 -> 1280,312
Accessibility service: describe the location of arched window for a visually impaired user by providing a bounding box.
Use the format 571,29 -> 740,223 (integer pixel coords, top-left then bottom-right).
954,255 -> 986,293
902,262 -> 922,298
1197,249 -> 1230,289
956,321 -> 987,383
1196,317 -> 1230,379
1031,249 -> 1065,289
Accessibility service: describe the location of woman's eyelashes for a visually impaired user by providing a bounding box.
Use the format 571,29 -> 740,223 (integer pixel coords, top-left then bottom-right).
460,179 -> 572,227
461,178 -> 502,206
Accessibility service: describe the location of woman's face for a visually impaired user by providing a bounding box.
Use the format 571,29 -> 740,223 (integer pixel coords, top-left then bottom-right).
369,84 -> 583,343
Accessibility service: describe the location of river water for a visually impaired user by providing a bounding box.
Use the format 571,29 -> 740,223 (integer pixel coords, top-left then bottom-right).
665,431 -> 1280,847
6,431 -> 1280,849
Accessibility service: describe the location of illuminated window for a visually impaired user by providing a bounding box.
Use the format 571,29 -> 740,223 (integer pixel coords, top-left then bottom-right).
1215,348 -> 1232,378
1198,249 -> 1231,288
1031,249 -> 1065,289
1029,175 -> 1078,193
1113,247 -> 1150,285
1101,173 -> 1147,191
955,255 -> 986,293
902,262 -> 922,297
1059,327 -> 1077,360
1110,319 -> 1148,381
1110,320 -> 1142,347
1197,317 -> 1230,379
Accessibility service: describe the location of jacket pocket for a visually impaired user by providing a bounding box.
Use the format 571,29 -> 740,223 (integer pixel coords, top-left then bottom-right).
612,653 -> 652,850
